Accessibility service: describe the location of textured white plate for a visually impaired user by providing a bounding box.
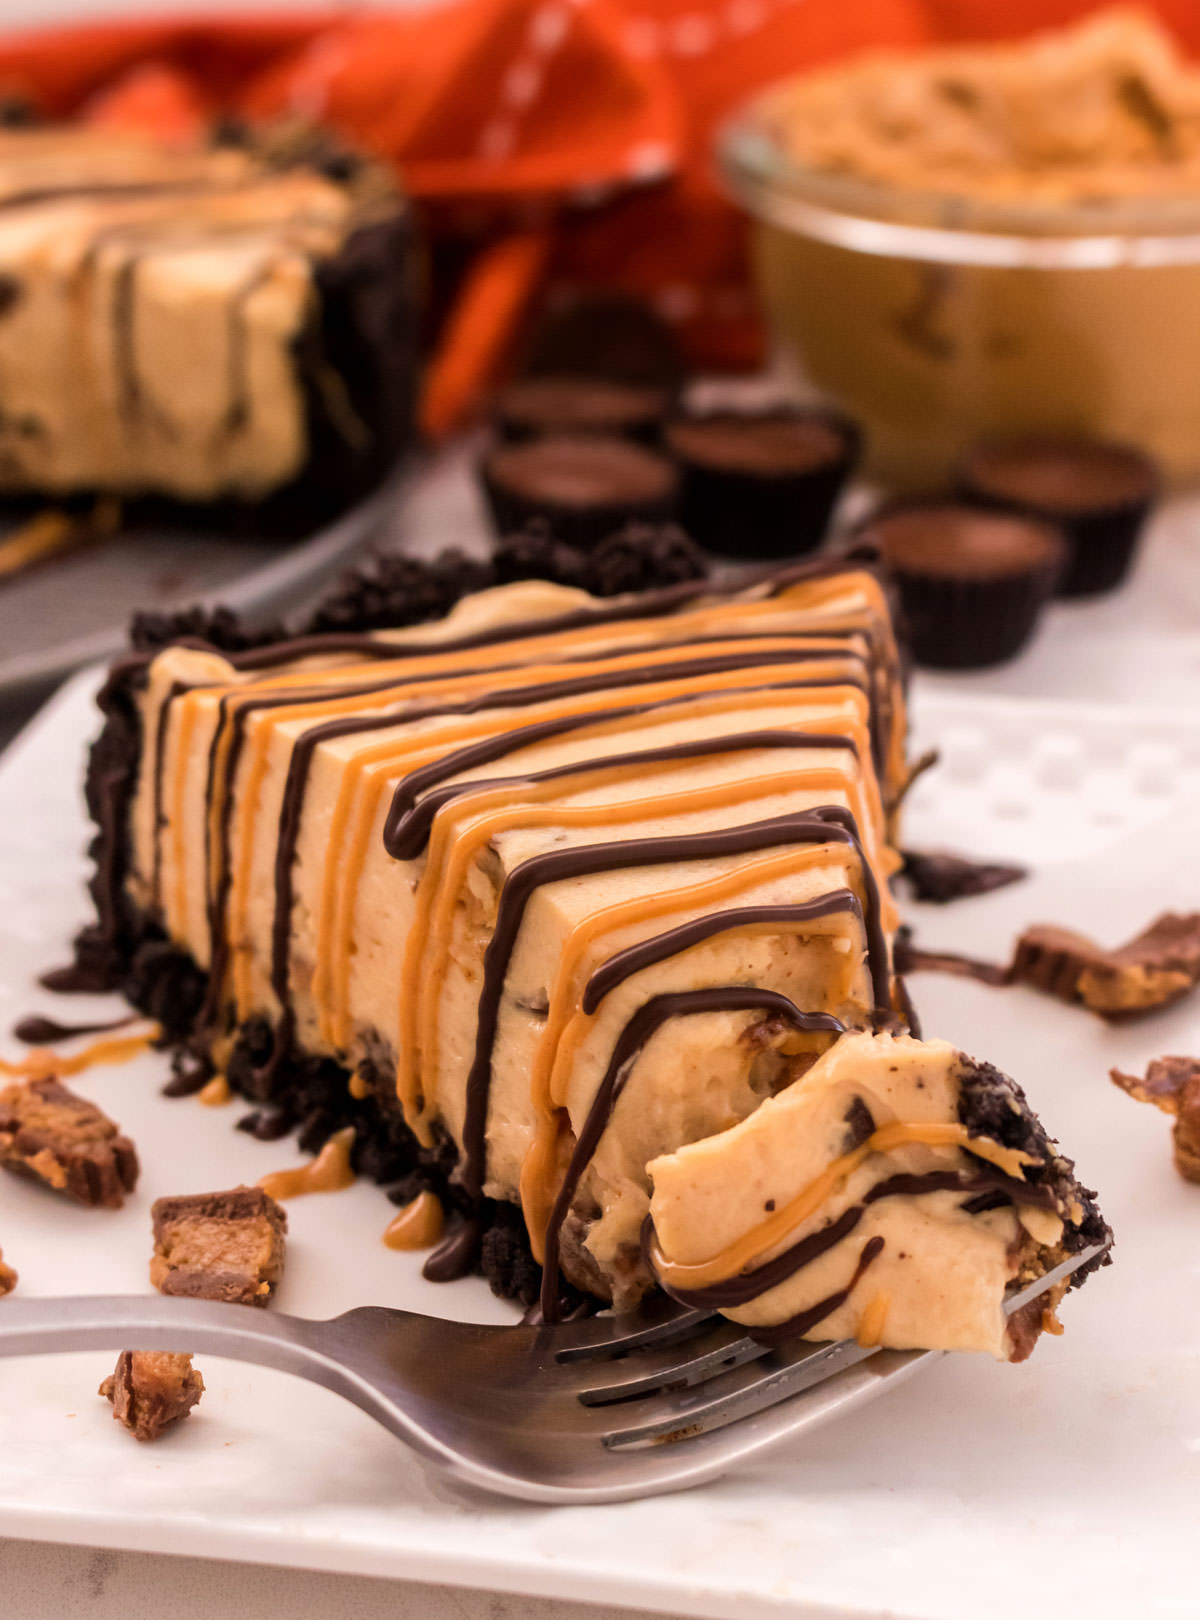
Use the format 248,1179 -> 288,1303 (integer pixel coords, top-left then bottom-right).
0,671 -> 1197,1620
0,473 -> 404,704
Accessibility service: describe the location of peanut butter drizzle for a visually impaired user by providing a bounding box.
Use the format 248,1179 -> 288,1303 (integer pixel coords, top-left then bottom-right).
226,630 -> 856,1019
416,767 -> 851,1136
648,1121 -> 1035,1293
227,574 -> 881,699
523,905 -> 864,1259
392,747 -> 821,1095
517,838 -> 865,1260
302,662 -> 869,1058
388,678 -> 877,1131
160,572 -> 895,1019
855,1291 -> 891,1347
197,1072 -> 232,1106
168,695 -> 202,942
258,1125 -> 356,1200
382,1190 -> 445,1250
318,649 -> 871,1043
0,1024 -> 161,1080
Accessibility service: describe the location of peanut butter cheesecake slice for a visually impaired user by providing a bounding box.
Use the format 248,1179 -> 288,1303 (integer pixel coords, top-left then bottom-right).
647,1031 -> 1106,1357
63,552 -> 1108,1352
0,124 -> 416,512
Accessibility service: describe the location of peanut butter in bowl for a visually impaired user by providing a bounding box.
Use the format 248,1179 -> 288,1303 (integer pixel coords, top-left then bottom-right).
720,8 -> 1200,486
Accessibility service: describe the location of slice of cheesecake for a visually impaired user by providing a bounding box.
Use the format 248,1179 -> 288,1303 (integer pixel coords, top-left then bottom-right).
0,124 -> 416,512
70,554 -> 1108,1352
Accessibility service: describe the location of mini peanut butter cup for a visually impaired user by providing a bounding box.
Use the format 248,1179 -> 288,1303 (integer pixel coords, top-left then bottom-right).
956,434 -> 1159,598
664,407 -> 860,559
480,435 -> 680,550
862,501 -> 1065,670
493,375 -> 671,445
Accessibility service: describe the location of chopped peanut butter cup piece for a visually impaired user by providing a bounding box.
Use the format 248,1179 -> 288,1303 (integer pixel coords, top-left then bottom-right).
100,1351 -> 204,1442
150,1186 -> 287,1307
0,1076 -> 139,1207
1078,912 -> 1200,1016
1011,912 -> 1200,1017
0,1246 -> 16,1296
1111,1055 -> 1200,1184
1009,924 -> 1111,1003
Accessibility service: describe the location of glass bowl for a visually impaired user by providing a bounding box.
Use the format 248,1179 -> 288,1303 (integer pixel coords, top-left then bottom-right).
719,83 -> 1200,488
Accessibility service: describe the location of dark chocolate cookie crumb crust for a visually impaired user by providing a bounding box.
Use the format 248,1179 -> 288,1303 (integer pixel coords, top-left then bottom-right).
957,1054 -> 1112,1285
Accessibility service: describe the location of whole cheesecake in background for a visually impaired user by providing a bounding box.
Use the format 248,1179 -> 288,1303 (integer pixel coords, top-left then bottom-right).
0,124 -> 418,516
68,550 -> 1108,1354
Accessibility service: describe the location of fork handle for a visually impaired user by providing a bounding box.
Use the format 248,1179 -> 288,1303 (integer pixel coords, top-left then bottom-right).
0,1294 -> 494,1483
0,1294 -> 327,1377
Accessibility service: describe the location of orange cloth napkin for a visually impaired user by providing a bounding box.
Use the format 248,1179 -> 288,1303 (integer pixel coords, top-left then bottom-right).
0,1 -> 1194,436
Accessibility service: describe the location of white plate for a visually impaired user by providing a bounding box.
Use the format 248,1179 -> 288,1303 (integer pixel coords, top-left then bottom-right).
0,672 -> 1197,1620
0,474 -> 404,704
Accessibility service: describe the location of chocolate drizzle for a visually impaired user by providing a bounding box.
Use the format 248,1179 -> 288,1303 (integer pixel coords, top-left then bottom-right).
421,1217 -> 483,1283
270,676 -> 868,1026
894,934 -> 1010,987
191,644 -> 869,1024
748,1237 -> 885,1348
582,889 -> 864,1015
13,1012 -> 137,1045
539,988 -> 847,1319
39,961 -> 115,994
644,1168 -> 1056,1314
469,806 -> 883,1205
386,728 -> 859,864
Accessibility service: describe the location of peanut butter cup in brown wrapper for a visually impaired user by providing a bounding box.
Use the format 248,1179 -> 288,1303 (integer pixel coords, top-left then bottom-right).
862,500 -> 1065,670
956,434 -> 1159,599
665,407 -> 860,560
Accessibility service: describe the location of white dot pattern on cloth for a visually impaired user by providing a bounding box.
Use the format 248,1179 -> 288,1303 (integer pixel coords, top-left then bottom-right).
531,5 -> 570,53
471,0 -> 806,186
286,36 -> 352,120
671,14 -> 715,56
623,17 -> 660,57
620,0 -> 806,58
479,120 -> 517,161
625,140 -> 674,180
503,61 -> 543,109
475,3 -> 574,159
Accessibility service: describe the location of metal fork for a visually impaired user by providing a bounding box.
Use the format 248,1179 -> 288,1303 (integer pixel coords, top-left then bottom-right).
0,1244 -> 1104,1504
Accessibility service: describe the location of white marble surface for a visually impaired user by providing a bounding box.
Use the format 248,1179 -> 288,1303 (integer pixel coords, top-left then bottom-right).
0,1538 -> 671,1620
